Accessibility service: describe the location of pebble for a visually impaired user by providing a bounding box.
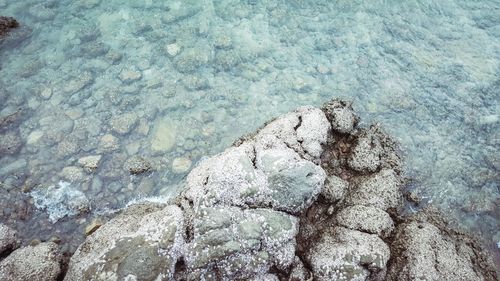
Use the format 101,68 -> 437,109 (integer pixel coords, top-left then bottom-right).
172,157 -> 192,174
64,71 -> 94,94
99,134 -> 119,151
26,130 -> 43,145
124,156 -> 153,175
119,69 -> 142,83
110,112 -> 138,135
150,119 -> 176,152
39,87 -> 53,99
165,43 -> 180,57
60,166 -> 85,182
78,155 -> 102,173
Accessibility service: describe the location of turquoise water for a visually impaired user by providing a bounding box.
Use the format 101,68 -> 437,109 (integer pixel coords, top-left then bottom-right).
1,0 -> 498,254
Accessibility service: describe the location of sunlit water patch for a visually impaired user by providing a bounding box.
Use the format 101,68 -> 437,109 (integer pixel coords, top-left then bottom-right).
0,0 -> 498,255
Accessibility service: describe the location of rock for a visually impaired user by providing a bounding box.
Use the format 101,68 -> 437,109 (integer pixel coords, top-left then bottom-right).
173,47 -> 211,73
387,212 -> 497,281
60,166 -> 85,182
150,119 -> 176,152
0,16 -> 19,37
84,218 -> 103,236
61,99 -> 498,281
345,169 -> 402,211
118,69 -> 142,83
0,130 -> 22,155
0,242 -> 61,281
64,71 -> 94,94
321,175 -> 348,203
124,156 -> 152,175
165,43 -> 180,57
185,206 -> 297,280
77,155 -> 102,173
348,128 -> 383,173
171,157 -> 192,173
336,205 -> 394,238
0,224 -> 19,256
323,99 -> 358,134
306,227 -> 390,281
98,133 -> 119,151
64,204 -> 185,281
110,112 -> 138,135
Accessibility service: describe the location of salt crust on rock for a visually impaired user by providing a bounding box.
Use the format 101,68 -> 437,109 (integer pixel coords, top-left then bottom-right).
61,100 -> 497,281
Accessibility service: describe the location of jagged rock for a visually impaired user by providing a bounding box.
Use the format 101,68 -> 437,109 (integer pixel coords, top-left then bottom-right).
63,99 -> 497,281
185,206 -> 297,280
64,204 -> 184,281
323,99 -> 358,134
386,211 -> 498,281
345,168 -> 403,211
0,16 -> 18,38
0,224 -> 19,256
321,175 -> 348,203
0,242 -> 61,281
336,205 -> 394,238
306,227 -> 390,281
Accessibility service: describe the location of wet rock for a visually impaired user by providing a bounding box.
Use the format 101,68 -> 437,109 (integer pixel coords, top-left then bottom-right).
345,169 -> 403,211
0,16 -> 19,38
173,47 -> 211,73
64,71 -> 94,94
80,41 -> 109,58
306,227 -> 390,281
0,130 -> 22,155
0,242 -> 61,281
387,212 -> 497,281
336,205 -> 394,238
124,156 -> 152,175
110,112 -> 138,135
150,119 -> 176,152
118,68 -> 142,83
348,128 -> 383,173
64,204 -> 184,281
84,218 -> 103,236
165,43 -> 180,57
60,166 -> 85,182
0,224 -> 19,256
171,157 -> 191,173
98,133 -> 119,151
323,99 -> 358,134
321,175 -> 348,203
77,155 -> 102,173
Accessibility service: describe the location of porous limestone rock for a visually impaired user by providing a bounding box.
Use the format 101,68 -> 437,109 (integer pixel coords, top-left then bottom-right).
336,205 -> 394,238
0,242 -> 61,281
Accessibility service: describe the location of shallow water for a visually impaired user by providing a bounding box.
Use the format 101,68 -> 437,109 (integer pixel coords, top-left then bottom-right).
0,0 -> 498,254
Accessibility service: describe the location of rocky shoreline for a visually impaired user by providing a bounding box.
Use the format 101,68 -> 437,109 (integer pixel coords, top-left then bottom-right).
1,100 -> 497,280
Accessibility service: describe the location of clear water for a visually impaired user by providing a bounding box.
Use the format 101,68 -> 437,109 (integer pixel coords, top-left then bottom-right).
0,0 -> 498,254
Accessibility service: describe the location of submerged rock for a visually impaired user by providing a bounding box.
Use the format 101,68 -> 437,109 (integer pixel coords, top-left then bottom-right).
0,16 -> 18,38
0,224 -> 19,256
63,99 -> 498,281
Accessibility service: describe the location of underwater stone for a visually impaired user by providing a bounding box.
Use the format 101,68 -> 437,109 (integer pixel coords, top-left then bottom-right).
165,43 -> 180,57
78,155 -> 102,173
0,16 -> 19,37
98,133 -> 119,152
123,156 -> 152,175
0,130 -> 22,155
171,157 -> 191,174
118,69 -> 142,84
173,47 -> 211,73
110,112 -> 138,135
150,119 -> 176,153
64,71 -> 94,94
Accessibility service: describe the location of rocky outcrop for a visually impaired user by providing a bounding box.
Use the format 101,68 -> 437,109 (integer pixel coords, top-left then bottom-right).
0,242 -> 61,281
0,16 -> 19,38
63,99 -> 497,281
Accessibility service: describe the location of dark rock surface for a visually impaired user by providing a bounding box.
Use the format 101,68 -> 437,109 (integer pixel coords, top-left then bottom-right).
0,16 -> 18,38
